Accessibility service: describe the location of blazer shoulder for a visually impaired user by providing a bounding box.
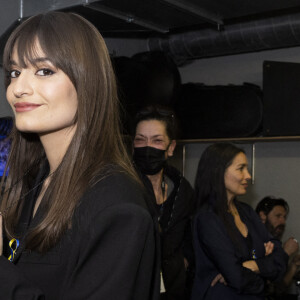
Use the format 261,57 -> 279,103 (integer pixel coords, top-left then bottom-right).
194,206 -> 219,227
79,170 -> 147,214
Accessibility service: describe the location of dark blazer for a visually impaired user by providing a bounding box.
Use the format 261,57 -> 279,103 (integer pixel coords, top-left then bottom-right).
140,165 -> 195,300
0,169 -> 158,300
191,201 -> 288,300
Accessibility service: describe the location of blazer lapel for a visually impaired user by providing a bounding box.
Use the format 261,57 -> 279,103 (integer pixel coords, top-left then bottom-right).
12,164 -> 48,263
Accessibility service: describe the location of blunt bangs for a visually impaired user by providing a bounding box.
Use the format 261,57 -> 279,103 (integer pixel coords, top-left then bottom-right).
3,13 -> 82,90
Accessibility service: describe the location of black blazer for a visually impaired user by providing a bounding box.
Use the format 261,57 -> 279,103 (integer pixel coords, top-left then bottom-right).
191,201 -> 288,300
0,169 -> 158,300
139,165 -> 195,300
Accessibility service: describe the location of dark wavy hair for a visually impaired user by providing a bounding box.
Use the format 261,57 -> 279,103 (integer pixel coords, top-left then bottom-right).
256,196 -> 289,216
133,104 -> 179,140
195,143 -> 246,249
195,143 -> 245,209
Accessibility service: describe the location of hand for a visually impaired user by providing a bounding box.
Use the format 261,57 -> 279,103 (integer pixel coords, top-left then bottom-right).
264,241 -> 274,256
283,237 -> 299,256
211,273 -> 227,287
183,257 -> 189,270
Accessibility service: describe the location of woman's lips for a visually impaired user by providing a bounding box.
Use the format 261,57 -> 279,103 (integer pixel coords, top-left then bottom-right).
14,102 -> 41,112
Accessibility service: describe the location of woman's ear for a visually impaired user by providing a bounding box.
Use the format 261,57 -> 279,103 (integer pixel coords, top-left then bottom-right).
167,140 -> 176,157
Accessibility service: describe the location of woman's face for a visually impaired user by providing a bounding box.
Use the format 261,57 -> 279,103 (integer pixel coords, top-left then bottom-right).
224,152 -> 251,201
6,41 -> 78,136
134,119 -> 175,157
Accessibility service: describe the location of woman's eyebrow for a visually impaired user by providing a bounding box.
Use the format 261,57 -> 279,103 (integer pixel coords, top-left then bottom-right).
151,135 -> 164,138
237,163 -> 247,167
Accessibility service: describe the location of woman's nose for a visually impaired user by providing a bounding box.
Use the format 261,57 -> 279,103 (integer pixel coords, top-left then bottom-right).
12,72 -> 33,98
245,169 -> 251,180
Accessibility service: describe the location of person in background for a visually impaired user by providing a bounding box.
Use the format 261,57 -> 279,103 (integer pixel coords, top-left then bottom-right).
0,11 -> 157,299
192,143 -> 288,300
256,196 -> 300,299
132,105 -> 195,300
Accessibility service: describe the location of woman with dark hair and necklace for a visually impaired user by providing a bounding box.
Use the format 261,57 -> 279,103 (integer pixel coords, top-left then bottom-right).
191,143 -> 288,300
132,105 -> 195,300
0,11 -> 158,300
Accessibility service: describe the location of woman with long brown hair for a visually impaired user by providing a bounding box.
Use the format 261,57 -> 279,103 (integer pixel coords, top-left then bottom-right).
0,11 -> 157,299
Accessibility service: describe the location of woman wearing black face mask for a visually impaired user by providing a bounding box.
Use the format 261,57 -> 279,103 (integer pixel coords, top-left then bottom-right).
133,105 -> 195,300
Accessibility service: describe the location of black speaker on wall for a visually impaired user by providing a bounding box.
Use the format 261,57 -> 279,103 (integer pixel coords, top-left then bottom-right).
263,60 -> 300,136
176,83 -> 263,139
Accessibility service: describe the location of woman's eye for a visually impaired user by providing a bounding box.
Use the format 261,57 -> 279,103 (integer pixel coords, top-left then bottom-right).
36,68 -> 54,76
8,70 -> 20,78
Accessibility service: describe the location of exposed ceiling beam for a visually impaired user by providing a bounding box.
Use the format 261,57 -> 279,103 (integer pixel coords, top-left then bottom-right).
84,3 -> 170,33
162,0 -> 224,29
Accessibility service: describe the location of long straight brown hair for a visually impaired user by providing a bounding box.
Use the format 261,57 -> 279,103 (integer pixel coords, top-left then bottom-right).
1,11 -> 137,252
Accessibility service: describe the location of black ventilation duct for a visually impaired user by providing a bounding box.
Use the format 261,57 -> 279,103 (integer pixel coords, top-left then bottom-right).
148,12 -> 300,64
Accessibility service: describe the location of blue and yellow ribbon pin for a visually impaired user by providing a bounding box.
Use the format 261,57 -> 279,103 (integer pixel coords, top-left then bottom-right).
8,238 -> 20,262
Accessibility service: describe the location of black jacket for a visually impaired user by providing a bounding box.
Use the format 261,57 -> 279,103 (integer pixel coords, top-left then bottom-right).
0,169 -> 158,300
140,165 -> 195,300
191,201 -> 288,300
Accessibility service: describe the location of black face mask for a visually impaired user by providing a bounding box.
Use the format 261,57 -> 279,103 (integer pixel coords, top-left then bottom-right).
133,146 -> 167,175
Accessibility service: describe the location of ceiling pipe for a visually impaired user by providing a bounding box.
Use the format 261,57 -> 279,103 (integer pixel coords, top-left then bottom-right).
148,12 -> 300,64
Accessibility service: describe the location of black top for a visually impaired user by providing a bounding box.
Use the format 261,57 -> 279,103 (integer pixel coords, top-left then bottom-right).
0,166 -> 158,300
191,200 -> 288,300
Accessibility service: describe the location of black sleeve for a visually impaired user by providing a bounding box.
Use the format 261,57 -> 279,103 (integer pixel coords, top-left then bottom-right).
195,212 -> 265,295
245,206 -> 288,281
60,203 -> 156,300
